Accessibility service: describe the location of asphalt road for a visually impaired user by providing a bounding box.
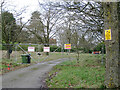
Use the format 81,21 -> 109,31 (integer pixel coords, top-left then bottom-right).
2,58 -> 69,88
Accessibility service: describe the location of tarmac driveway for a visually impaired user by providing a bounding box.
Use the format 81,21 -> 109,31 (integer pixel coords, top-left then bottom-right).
2,58 -> 69,88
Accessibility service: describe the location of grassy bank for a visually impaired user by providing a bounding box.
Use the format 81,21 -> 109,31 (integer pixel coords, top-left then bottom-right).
46,54 -> 106,88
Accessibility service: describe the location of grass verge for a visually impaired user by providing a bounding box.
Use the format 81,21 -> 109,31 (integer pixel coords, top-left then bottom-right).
46,54 -> 105,88
1,51 -> 76,74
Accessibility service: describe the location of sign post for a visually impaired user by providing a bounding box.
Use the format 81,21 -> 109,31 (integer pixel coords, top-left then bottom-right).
64,44 -> 71,61
64,44 -> 71,49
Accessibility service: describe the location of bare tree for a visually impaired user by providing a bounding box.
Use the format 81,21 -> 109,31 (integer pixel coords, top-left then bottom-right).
54,1 -> 104,64
56,1 -> 104,44
38,2 -> 64,45
27,2 -> 65,55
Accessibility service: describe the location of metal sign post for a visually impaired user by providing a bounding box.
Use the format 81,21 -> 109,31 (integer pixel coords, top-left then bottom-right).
64,44 -> 71,61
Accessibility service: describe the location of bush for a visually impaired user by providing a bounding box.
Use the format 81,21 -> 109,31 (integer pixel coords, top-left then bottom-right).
2,44 -> 44,52
93,42 -> 106,54
50,45 -> 61,52
82,48 -> 90,53
17,45 -> 44,52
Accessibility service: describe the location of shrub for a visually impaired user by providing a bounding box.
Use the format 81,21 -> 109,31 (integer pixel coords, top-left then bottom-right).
93,42 -> 106,54
50,45 -> 61,52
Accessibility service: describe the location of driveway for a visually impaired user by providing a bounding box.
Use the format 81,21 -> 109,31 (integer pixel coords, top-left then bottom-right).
2,58 -> 69,88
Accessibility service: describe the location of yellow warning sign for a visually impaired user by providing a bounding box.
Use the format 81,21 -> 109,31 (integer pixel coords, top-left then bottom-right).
105,29 -> 111,40
64,44 -> 71,49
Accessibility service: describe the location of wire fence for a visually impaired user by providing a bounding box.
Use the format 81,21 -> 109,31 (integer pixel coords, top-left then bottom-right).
0,43 -> 106,74
1,44 -> 73,64
1,43 -> 106,63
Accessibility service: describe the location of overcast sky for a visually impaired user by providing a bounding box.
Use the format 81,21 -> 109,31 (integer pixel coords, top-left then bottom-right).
2,0 -> 119,22
4,0 -> 42,22
2,0 -> 61,22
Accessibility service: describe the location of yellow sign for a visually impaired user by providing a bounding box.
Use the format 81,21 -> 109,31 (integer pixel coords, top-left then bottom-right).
64,44 -> 71,49
105,29 -> 111,40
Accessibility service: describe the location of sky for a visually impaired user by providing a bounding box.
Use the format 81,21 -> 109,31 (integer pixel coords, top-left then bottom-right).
4,0 -> 42,22
2,0 -> 119,22
2,0 -> 61,22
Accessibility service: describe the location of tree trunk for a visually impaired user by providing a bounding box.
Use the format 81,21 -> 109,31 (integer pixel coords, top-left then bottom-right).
103,2 -> 120,88
76,45 -> 79,63
6,45 -> 13,59
76,51 -> 79,63
6,49 -> 10,59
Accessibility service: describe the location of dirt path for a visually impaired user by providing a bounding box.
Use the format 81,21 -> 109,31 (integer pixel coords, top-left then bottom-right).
2,58 -> 69,88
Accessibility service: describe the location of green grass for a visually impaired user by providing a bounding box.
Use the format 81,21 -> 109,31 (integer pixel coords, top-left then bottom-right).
1,51 -> 76,74
1,59 -> 30,74
46,54 -> 105,88
2,51 -> 75,64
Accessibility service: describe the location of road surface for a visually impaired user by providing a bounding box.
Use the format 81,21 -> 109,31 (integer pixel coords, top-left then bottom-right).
2,58 -> 69,88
